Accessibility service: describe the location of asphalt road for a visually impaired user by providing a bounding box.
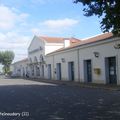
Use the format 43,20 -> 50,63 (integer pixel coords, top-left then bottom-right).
0,77 -> 120,120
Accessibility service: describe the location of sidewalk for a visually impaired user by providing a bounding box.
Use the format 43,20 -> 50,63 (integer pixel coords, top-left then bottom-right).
26,78 -> 120,91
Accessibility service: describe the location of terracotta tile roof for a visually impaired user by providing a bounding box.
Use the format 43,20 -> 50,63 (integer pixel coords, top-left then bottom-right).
39,36 -> 80,44
47,32 -> 114,55
67,32 -> 113,48
40,36 -> 64,43
69,37 -> 81,45
80,32 -> 113,45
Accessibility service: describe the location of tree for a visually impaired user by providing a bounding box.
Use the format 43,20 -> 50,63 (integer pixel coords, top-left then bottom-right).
0,51 -> 15,74
74,0 -> 120,36
0,51 -> 4,64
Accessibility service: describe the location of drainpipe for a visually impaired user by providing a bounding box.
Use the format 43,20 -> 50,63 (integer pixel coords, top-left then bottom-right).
53,54 -> 55,80
77,49 -> 80,82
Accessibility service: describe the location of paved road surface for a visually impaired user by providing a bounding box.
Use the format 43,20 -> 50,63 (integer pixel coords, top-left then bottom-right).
0,77 -> 120,120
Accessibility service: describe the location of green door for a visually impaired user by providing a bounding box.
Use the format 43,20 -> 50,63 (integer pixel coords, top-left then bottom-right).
108,57 -> 117,84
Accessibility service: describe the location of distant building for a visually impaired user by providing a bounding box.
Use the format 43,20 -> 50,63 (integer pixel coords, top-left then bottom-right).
11,58 -> 28,77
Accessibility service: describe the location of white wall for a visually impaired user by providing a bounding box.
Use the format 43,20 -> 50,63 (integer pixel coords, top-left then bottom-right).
46,50 -> 79,82
28,36 -> 64,78
45,56 -> 54,79
45,43 -> 64,55
64,40 -> 70,48
28,36 -> 45,63
12,60 -> 28,77
45,37 -> 120,85
79,38 -> 120,84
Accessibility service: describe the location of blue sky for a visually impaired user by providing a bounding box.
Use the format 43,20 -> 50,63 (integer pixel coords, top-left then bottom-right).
0,0 -> 102,62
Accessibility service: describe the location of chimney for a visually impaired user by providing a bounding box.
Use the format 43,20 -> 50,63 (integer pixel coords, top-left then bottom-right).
64,39 -> 70,48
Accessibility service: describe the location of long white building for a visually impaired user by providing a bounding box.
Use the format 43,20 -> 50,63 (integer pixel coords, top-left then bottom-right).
11,33 -> 120,85
11,58 -> 28,77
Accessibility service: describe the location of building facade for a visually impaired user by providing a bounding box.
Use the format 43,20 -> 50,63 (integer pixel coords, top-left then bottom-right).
46,33 -> 120,85
27,36 -> 79,78
11,33 -> 120,85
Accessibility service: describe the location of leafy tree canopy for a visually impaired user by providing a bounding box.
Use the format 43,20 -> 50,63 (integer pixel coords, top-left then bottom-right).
0,51 -> 14,74
74,0 -> 120,36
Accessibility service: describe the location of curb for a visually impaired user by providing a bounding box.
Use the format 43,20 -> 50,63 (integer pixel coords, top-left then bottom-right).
25,78 -> 120,91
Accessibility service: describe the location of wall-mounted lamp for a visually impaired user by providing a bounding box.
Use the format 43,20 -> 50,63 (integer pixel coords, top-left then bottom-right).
93,52 -> 99,58
114,43 -> 120,49
61,58 -> 65,63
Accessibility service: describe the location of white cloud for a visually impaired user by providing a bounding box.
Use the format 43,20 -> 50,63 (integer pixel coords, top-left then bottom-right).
41,18 -> 79,29
31,18 -> 79,35
0,4 -> 29,30
0,5 -> 16,29
0,31 -> 31,62
0,4 -> 30,62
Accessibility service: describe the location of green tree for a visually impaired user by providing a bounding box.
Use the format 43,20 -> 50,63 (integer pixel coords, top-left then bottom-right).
0,51 -> 14,74
74,0 -> 120,36
0,51 -> 4,64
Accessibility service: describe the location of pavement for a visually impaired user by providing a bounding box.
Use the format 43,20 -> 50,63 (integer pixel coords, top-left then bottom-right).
27,78 -> 120,91
0,77 -> 120,120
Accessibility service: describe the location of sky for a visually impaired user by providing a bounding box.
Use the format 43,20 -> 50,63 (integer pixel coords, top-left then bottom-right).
0,0 -> 103,63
